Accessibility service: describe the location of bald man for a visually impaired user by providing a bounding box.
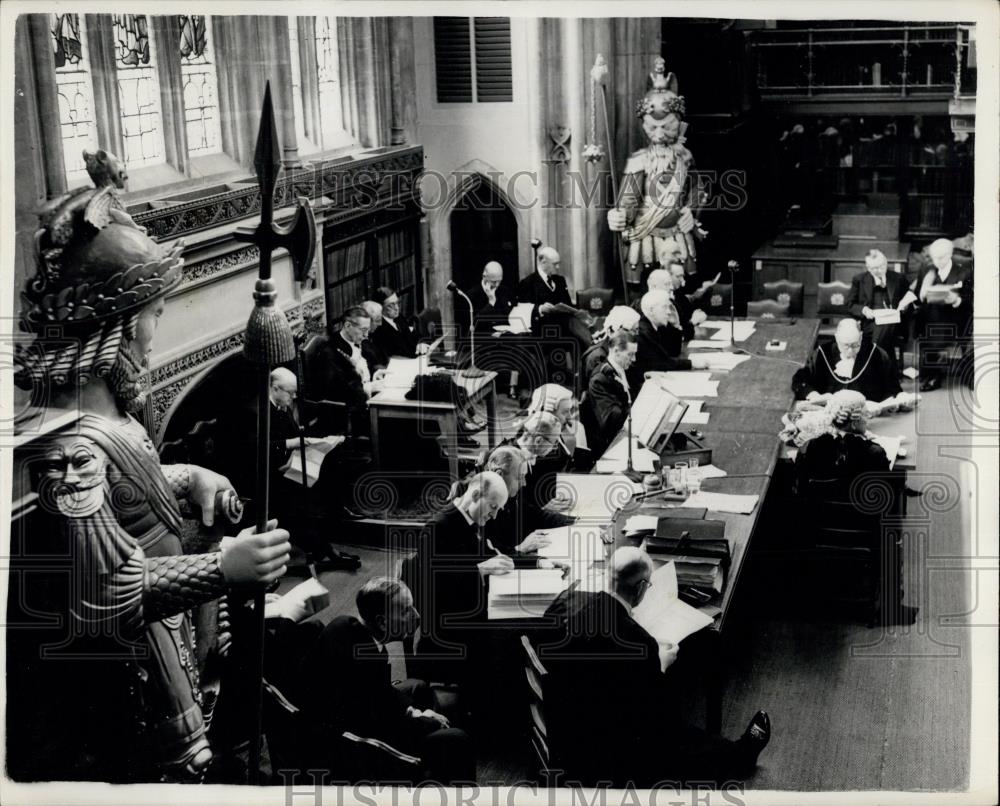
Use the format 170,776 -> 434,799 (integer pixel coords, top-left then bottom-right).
792,318 -> 901,403
463,260 -> 515,337
541,547 -> 772,787
630,267 -> 672,313
405,472 -> 512,679
517,246 -> 573,313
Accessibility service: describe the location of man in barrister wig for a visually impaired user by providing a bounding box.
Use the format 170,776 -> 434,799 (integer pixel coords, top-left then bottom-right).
9,151 -> 290,782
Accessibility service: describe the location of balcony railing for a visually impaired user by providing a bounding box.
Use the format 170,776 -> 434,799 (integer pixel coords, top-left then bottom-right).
750,23 -> 976,100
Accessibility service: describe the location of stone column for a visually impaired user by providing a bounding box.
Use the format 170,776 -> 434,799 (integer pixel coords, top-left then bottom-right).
85,14 -> 124,160
26,14 -> 67,198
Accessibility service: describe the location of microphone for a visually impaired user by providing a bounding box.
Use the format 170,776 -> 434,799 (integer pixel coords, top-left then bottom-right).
726,260 -> 739,348
447,281 -> 483,377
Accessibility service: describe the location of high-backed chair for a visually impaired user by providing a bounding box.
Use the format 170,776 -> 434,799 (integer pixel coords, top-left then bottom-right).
416,307 -> 443,342
746,299 -> 790,320
701,283 -> 733,317
520,635 -> 553,778
816,281 -> 852,340
799,475 -> 907,626
576,287 -> 614,317
763,280 -> 804,316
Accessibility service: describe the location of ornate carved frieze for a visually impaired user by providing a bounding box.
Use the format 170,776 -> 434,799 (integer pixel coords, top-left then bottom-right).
133,146 -> 423,241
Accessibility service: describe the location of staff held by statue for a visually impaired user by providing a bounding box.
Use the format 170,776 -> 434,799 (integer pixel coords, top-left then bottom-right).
233,81 -> 317,783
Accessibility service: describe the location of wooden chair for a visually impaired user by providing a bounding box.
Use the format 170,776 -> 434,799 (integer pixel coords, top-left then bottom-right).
763,280 -> 804,316
520,634 -> 553,778
799,476 -> 906,626
746,299 -> 790,319
816,281 -> 852,340
576,287 -> 614,317
701,283 -> 733,317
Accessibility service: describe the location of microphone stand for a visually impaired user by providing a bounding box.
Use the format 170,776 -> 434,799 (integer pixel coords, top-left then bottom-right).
448,282 -> 483,378
623,389 -> 643,483
727,259 -> 739,349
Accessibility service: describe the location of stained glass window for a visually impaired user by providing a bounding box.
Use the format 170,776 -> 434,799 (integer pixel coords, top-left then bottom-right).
288,16 -> 308,148
179,15 -> 222,156
113,14 -> 165,168
51,14 -> 99,185
314,16 -> 347,149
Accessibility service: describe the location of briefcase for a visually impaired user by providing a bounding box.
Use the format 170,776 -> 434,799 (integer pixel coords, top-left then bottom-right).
645,518 -> 731,566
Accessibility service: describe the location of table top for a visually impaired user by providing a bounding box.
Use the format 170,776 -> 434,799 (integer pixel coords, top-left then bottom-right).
752,238 -> 910,263
368,370 -> 497,409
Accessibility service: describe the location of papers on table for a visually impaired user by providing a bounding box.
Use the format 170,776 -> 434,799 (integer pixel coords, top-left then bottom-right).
546,474 -> 642,519
680,400 -> 710,425
696,464 -> 728,480
281,436 -> 346,487
631,562 -> 715,670
531,525 -> 607,565
595,435 -> 658,473
871,434 -> 902,470
381,356 -> 423,388
703,320 -> 756,343
686,339 -> 728,351
624,514 -> 660,535
902,367 -> 919,380
630,378 -> 688,448
648,371 -> 719,398
508,302 -> 535,334
693,352 -> 752,372
873,308 -> 902,326
680,491 -> 759,515
487,570 -> 566,620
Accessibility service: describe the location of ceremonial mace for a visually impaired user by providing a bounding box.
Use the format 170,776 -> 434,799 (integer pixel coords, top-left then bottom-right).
234,81 -> 317,784
589,55 -> 633,306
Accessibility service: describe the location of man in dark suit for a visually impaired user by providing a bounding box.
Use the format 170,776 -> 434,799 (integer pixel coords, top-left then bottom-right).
846,249 -> 917,353
792,318 -> 901,403
517,246 -> 591,367
360,300 -> 389,373
634,289 -> 710,386
538,547 -> 771,787
297,577 -> 474,783
916,238 -> 974,391
303,306 -> 384,437
669,262 -> 708,341
463,261 -> 516,338
372,286 -> 427,360
405,472 -> 511,680
587,331 -> 638,458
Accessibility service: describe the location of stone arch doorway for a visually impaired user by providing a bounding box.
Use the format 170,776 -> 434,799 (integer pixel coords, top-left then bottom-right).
448,175 -> 520,294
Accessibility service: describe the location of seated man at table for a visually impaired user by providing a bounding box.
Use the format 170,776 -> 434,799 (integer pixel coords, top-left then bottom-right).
846,249 -> 916,357
792,318 -> 901,405
462,260 -> 516,338
539,547 -> 772,787
297,577 -> 474,783
587,331 -> 638,458
303,305 -> 385,436
669,262 -> 708,341
518,245 -> 592,356
630,267 -> 672,313
582,305 -> 641,388
635,289 -> 711,383
372,286 -> 430,359
406,472 -> 512,681
360,300 -> 389,373
491,412 -> 575,551
915,238 -> 974,391
527,383 -> 590,472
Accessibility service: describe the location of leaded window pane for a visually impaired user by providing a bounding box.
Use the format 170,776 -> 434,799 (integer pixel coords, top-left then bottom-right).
113,14 -> 165,168
179,15 -> 222,156
51,13 -> 99,185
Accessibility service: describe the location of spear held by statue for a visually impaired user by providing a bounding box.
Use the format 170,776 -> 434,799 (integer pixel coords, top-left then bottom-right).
233,81 -> 317,784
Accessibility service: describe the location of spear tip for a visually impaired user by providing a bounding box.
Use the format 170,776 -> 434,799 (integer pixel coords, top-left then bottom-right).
253,81 -> 282,194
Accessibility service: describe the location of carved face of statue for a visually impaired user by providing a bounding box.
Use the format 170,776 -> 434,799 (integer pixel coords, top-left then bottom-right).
107,298 -> 163,413
643,111 -> 681,146
41,437 -> 110,517
133,298 -> 165,360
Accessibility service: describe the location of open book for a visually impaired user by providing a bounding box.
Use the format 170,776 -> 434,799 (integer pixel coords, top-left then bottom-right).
281,436 -> 346,487
631,562 -> 715,670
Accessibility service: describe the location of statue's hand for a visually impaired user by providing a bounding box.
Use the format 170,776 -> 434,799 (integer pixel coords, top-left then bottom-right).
220,519 -> 291,585
188,465 -> 238,528
607,208 -> 628,232
677,207 -> 695,234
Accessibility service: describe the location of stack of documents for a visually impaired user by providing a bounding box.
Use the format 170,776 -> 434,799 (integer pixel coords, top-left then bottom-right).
381,356 -> 424,389
648,371 -> 719,398
281,436 -> 346,487
632,562 -> 715,670
487,570 -> 567,620
703,320 -> 756,342
680,491 -> 759,514
532,525 -> 607,565
507,302 -> 535,334
595,435 -> 658,473
545,474 -> 643,519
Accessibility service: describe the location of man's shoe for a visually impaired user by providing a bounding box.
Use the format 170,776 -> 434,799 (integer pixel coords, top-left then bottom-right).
920,376 -> 942,392
738,710 -> 771,769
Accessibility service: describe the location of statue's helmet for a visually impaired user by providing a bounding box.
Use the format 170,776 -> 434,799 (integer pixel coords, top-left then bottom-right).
16,162 -> 183,395
635,57 -> 686,121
